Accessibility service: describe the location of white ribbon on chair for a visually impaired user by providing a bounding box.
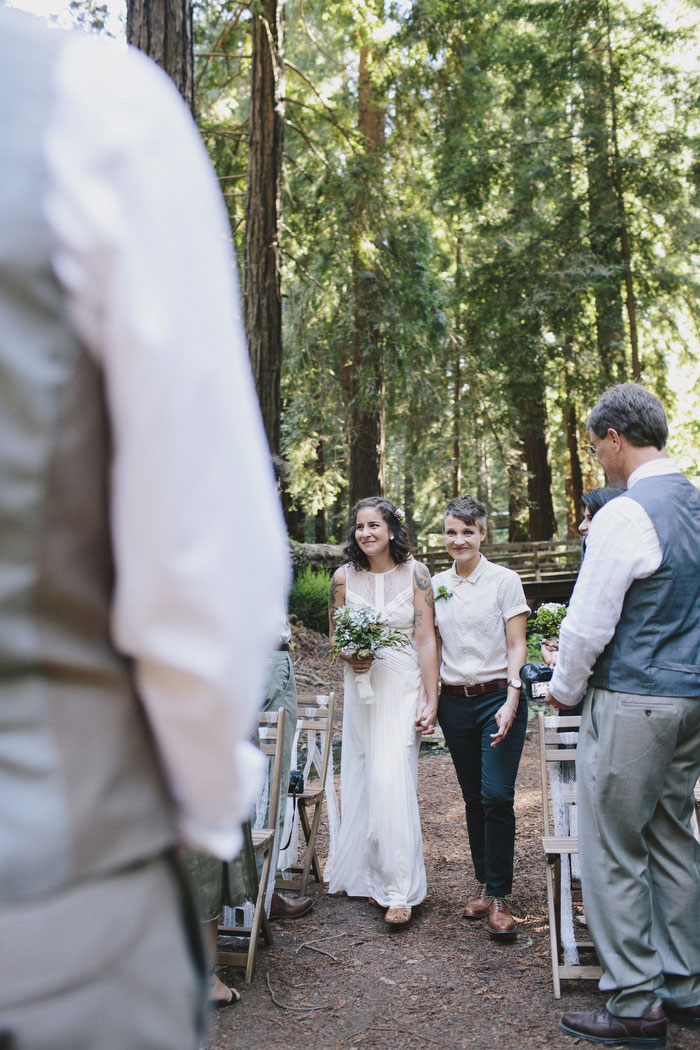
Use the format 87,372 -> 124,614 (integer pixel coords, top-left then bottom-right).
546,718 -> 580,967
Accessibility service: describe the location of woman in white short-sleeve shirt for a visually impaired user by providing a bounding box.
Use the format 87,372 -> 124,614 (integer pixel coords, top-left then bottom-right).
432,495 -> 529,939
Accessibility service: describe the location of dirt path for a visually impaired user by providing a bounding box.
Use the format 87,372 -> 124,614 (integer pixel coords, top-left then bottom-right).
206,630 -> 700,1050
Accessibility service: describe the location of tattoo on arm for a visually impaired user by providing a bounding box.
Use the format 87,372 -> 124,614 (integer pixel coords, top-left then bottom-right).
413,562 -> 432,592
328,575 -> 340,613
414,607 -> 424,629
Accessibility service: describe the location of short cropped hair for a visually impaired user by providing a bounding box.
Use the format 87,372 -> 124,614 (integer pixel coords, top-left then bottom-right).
587,383 -> 668,450
443,494 -> 487,531
344,497 -> 410,571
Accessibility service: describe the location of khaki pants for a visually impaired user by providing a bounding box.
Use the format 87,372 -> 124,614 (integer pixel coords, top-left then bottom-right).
0,853 -> 206,1050
577,687 -> 700,1016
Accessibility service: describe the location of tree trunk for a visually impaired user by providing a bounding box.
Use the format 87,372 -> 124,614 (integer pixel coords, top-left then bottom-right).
244,0 -> 285,452
604,4 -> 640,379
580,26 -> 626,386
507,449 -> 529,542
127,0 -> 195,116
343,41 -> 386,508
565,401 -> 584,537
519,393 -> 557,540
314,441 -> 328,543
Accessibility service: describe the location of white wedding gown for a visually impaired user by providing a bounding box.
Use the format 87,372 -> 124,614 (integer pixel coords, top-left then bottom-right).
328,559 -> 427,908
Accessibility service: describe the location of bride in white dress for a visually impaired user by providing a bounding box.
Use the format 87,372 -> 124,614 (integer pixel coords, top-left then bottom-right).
328,497 -> 439,924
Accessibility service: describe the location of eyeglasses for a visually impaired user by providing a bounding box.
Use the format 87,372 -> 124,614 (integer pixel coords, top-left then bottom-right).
582,443 -> 598,458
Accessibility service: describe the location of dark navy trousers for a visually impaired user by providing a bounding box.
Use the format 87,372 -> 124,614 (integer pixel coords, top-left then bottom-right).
438,688 -> 527,898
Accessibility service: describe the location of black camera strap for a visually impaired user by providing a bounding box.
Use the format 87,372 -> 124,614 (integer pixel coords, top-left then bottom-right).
280,771 -> 304,852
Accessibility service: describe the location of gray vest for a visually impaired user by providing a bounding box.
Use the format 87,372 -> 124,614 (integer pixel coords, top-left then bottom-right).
590,472 -> 700,697
0,9 -> 175,905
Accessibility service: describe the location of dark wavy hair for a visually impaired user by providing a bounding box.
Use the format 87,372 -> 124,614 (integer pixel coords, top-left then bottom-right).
343,497 -> 411,570
582,486 -> 625,517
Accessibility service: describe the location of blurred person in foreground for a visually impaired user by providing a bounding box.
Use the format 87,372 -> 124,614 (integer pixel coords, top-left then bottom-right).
546,383 -> 700,1050
0,8 -> 288,1049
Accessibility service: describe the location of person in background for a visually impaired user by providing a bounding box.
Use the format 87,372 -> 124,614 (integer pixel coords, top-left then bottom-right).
547,383 -> 700,1049
541,486 -> 624,670
0,9 -> 288,1049
432,496 -> 529,939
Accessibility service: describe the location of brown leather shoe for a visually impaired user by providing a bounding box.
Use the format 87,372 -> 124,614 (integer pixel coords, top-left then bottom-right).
486,896 -> 516,936
269,890 -> 313,920
462,883 -> 489,919
663,1001 -> 700,1030
560,1006 -> 667,1047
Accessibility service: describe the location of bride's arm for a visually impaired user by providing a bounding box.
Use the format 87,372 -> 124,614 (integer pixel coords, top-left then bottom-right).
412,561 -> 439,734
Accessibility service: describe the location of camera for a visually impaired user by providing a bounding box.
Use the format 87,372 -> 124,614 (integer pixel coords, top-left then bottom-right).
288,769 -> 304,795
520,662 -> 553,701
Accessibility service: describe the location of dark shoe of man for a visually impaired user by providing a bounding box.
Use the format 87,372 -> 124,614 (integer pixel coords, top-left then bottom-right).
462,883 -> 489,919
663,1001 -> 700,1030
269,890 -> 313,920
486,896 -> 516,937
560,1006 -> 667,1048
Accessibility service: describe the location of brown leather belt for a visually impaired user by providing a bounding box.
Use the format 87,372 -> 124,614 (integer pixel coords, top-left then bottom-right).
441,678 -> 508,698
278,642 -> 290,652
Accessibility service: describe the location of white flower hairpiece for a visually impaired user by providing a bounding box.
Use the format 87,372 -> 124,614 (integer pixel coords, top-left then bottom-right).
394,506 -> 405,524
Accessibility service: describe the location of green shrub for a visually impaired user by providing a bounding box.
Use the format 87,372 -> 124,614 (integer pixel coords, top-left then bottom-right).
289,567 -> 332,634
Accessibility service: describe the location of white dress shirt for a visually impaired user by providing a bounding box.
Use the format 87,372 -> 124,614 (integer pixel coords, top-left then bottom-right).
433,557 -> 530,685
43,32 -> 290,858
550,459 -> 680,707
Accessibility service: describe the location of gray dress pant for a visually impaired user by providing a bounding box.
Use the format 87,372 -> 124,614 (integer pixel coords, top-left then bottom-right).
577,686 -> 700,1016
0,853 -> 206,1050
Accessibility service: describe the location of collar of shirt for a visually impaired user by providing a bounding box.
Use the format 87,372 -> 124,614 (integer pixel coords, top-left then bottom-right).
448,554 -> 488,587
626,457 -> 679,488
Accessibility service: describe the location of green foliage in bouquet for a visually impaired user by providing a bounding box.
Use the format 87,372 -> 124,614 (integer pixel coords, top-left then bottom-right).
329,604 -> 410,663
531,602 -> 567,638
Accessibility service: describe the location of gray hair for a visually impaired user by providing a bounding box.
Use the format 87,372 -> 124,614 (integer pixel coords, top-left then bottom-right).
587,383 -> 668,450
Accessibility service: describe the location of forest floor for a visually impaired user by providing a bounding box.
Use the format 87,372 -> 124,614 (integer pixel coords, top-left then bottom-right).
205,625 -> 700,1050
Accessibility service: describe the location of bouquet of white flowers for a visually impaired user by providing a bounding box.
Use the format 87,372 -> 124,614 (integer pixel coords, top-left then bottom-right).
330,604 -> 409,702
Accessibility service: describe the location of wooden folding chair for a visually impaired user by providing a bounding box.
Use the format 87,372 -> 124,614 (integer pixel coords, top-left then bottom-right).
277,691 -> 336,897
215,706 -> 286,985
539,712 -> 601,998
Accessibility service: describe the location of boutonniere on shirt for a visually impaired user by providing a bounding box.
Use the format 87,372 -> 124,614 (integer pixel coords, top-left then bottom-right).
434,585 -> 453,602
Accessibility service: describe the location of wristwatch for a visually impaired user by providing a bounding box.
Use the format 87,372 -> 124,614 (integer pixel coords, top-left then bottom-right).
507,677 -> 523,690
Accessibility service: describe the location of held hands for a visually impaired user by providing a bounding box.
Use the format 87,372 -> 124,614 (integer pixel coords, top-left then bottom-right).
541,638 -> 559,667
414,681 -> 438,736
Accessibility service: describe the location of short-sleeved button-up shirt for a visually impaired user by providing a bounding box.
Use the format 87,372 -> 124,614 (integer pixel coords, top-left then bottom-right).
432,556 -> 529,686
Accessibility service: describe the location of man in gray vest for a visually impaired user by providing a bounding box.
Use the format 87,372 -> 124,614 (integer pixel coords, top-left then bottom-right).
546,383 -> 700,1049
0,8 -> 288,1049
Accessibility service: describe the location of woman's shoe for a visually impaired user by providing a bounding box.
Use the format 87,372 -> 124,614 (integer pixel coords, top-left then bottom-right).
384,907 -> 412,925
208,972 -> 240,1008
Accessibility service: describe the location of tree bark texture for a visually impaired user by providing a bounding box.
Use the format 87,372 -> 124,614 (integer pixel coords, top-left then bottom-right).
519,393 -> 557,541
565,401 -> 584,537
244,0 -> 285,453
343,42 -> 386,508
127,0 -> 195,117
581,29 -> 626,387
604,6 -> 640,379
